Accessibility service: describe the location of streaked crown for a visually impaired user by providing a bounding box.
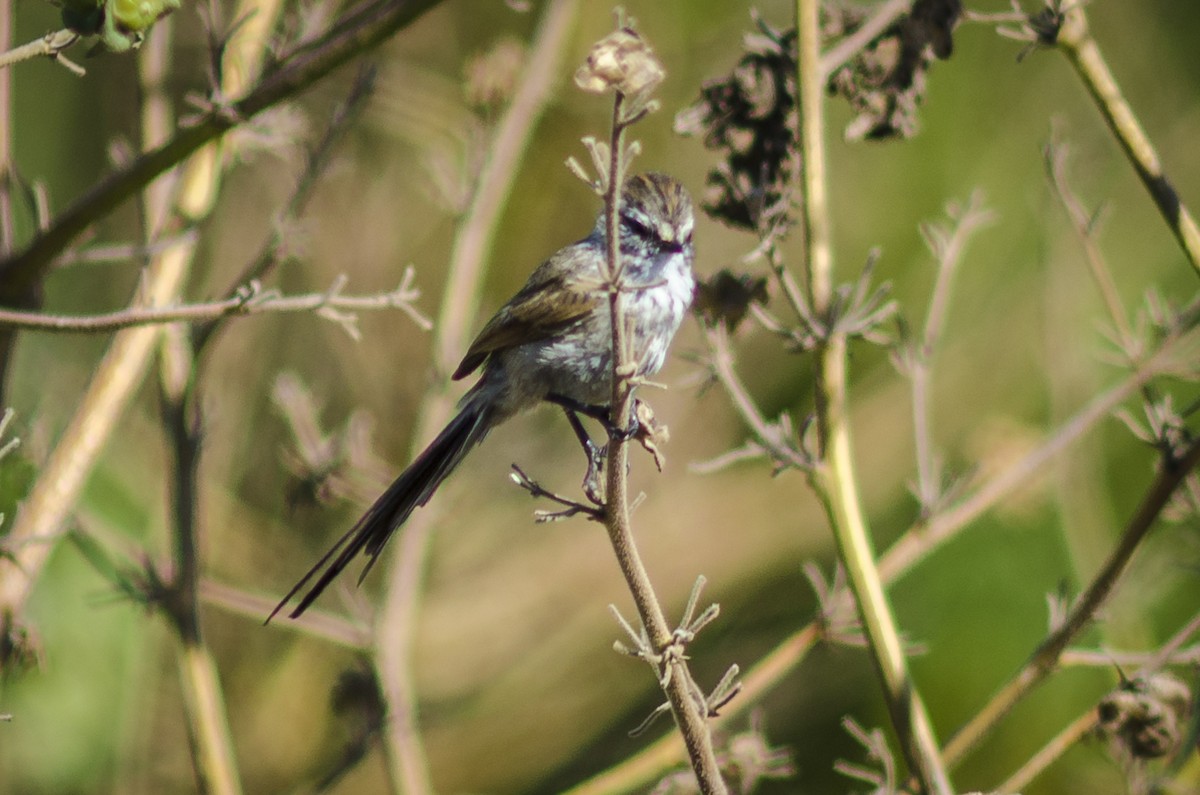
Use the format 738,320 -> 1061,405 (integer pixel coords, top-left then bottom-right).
618,172 -> 694,254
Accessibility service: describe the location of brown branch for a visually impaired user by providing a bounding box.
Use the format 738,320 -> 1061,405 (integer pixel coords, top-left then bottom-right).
565,331 -> 1178,794
0,275 -> 428,334
0,29 -> 84,76
0,0 -> 445,384
942,434 -> 1200,768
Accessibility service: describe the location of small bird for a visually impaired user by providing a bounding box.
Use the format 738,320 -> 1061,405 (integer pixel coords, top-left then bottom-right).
269,173 -> 696,620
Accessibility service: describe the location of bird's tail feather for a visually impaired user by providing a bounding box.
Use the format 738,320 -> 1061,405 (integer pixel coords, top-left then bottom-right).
269,398 -> 494,621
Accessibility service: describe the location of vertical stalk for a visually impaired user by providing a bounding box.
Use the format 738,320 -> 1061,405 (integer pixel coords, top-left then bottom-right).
600,97 -> 726,795
795,0 -> 952,791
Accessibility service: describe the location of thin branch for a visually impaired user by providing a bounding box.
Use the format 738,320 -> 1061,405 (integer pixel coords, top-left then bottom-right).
565,333 -> 1179,795
200,579 -> 371,649
1056,7 -> 1200,278
0,0 -> 446,366
998,708 -> 1099,794
0,29 -> 84,76
998,610 -> 1200,792
942,434 -> 1200,769
703,323 -> 808,470
161,356 -> 243,795
598,86 -> 726,793
0,275 -> 427,334
818,0 -> 911,80
910,194 -> 994,511
1044,137 -> 1135,349
372,2 -> 581,793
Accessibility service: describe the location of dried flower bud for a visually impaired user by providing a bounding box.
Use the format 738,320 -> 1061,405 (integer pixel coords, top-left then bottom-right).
694,269 -> 769,331
1097,674 -> 1192,761
575,28 -> 665,98
464,37 -> 526,110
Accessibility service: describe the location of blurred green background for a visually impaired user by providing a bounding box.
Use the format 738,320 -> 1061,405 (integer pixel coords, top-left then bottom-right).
1,0 -> 1198,792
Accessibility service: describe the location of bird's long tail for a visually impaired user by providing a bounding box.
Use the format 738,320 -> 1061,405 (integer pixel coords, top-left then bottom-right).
269,396 -> 495,621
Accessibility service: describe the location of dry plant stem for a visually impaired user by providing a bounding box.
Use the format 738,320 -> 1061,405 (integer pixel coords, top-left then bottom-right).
0,0 -> 287,620
163,386 -> 242,795
794,1 -> 951,791
819,0 -> 910,79
372,2 -> 579,792
567,338 -> 1171,794
1056,9 -> 1200,278
0,281 -> 425,333
0,3 -> 274,786
200,579 -> 371,649
566,625 -> 821,795
912,201 -> 989,508
1045,145 -> 1133,347
942,434 -> 1200,769
601,95 -> 725,794
0,0 -> 445,383
154,2 -> 284,790
0,29 -> 82,73
998,708 -> 1098,794
999,610 -> 1200,791
0,30 -> 181,640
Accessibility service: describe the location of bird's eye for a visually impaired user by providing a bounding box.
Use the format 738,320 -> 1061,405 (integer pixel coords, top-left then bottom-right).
622,214 -> 652,239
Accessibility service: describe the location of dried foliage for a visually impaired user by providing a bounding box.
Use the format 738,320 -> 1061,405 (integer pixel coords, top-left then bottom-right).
826,0 -> 962,140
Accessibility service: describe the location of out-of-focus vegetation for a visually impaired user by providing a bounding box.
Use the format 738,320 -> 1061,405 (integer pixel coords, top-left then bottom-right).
0,1 -> 1197,793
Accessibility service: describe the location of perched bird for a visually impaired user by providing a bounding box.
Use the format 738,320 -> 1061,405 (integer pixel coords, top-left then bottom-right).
270,172 -> 695,620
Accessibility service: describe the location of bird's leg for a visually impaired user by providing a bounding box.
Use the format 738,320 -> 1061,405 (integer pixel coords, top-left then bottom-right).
547,393 -> 639,441
559,406 -> 605,505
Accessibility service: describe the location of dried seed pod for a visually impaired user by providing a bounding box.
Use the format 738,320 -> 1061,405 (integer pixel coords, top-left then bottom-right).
1097,673 -> 1193,760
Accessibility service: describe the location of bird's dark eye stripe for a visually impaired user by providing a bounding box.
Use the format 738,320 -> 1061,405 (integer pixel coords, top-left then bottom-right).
621,212 -> 653,238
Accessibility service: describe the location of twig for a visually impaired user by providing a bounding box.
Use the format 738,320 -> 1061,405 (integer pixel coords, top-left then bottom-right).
510,464 -> 603,521
0,276 -> 427,334
942,434 -> 1200,769
0,0 -> 447,383
564,330 -> 1184,794
997,610 -> 1200,792
998,708 -> 1099,794
703,323 -> 808,470
598,85 -> 726,793
0,30 -> 84,76
161,358 -> 244,795
818,0 -> 910,80
200,579 -> 371,649
795,1 -> 952,791
1056,7 -> 1200,278
372,2 -> 580,793
909,194 -> 993,512
1044,137 -> 1135,349
151,3 -> 291,792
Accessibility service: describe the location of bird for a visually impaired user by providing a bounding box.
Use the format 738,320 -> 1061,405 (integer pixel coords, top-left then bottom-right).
269,172 -> 695,620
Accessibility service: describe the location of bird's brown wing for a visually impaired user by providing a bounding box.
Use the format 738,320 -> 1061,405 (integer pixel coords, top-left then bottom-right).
452,256 -> 604,380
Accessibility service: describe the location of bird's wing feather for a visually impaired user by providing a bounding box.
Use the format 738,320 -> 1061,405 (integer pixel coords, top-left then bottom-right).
452,254 -> 603,380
